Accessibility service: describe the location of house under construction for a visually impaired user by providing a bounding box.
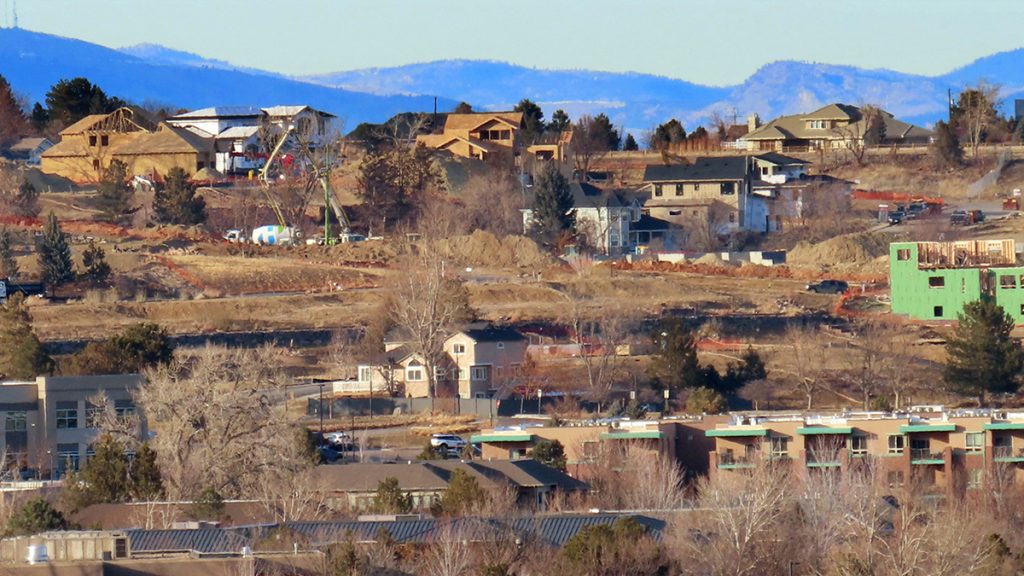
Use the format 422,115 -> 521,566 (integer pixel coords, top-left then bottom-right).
890,239 -> 1024,322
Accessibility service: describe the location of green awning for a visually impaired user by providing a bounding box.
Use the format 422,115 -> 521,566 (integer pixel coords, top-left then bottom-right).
899,424 -> 956,433
984,423 -> 1024,431
706,428 -> 769,438
471,434 -> 534,443
797,427 -> 853,435
600,431 -> 663,440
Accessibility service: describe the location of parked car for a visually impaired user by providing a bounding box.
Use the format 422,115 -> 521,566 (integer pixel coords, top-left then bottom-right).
888,211 -> 905,225
969,209 -> 986,224
806,279 -> 849,294
325,431 -> 354,449
950,210 -> 970,225
430,434 -> 468,451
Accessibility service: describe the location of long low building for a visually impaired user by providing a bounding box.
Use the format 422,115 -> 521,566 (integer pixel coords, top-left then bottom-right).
706,409 -> 1024,495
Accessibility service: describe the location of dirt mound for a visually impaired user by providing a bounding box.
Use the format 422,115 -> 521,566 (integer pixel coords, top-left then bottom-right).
433,231 -> 554,269
788,233 -> 889,267
693,253 -> 735,267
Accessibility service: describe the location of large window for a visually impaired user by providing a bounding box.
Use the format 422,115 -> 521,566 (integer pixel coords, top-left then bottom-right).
720,182 -> 736,195
850,435 -> 868,456
56,401 -> 78,429
115,400 -> 136,420
887,434 -> 904,455
471,366 -> 489,381
770,437 -> 788,458
358,367 -> 373,383
452,343 -> 466,355
966,432 -> 984,453
4,412 -> 26,432
57,443 -> 80,474
406,367 -> 424,382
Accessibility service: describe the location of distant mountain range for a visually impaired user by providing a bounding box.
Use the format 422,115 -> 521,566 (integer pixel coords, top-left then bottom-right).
1,27 -> 1022,136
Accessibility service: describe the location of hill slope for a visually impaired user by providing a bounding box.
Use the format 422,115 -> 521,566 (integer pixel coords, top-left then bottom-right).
0,28 -> 455,126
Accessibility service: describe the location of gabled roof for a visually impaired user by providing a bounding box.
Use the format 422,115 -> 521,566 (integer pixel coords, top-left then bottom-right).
442,112 -> 523,132
803,103 -> 860,121
643,156 -> 749,183
262,105 -> 336,118
171,106 -> 262,119
217,125 -> 260,140
742,103 -> 931,143
8,137 -> 51,152
110,124 -> 212,156
632,214 -> 675,232
58,114 -> 111,135
459,326 -> 526,343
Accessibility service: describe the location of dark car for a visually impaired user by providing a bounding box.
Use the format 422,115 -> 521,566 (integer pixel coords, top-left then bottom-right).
806,279 -> 849,294
888,211 -> 905,225
950,210 -> 969,225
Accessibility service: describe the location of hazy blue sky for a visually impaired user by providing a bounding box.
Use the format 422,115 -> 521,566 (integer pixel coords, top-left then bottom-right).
8,0 -> 1024,85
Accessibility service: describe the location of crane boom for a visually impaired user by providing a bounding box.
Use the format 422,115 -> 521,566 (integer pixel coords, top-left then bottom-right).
257,127 -> 293,228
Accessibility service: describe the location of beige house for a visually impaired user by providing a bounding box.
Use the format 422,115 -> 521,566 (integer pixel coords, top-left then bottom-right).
40,107 -> 214,183
738,103 -> 932,152
417,112 -> 524,161
706,410 -> 1024,496
0,374 -> 144,479
352,325 -> 527,399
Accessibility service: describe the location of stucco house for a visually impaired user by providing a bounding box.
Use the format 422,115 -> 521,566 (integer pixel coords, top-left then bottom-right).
738,103 -> 932,152
352,325 -> 528,399
521,182 -> 642,255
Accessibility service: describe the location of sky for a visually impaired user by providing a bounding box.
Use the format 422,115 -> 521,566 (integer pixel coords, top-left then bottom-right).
7,0 -> 1024,85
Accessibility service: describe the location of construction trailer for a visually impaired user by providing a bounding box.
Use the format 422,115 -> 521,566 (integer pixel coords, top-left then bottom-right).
890,239 -> 1024,322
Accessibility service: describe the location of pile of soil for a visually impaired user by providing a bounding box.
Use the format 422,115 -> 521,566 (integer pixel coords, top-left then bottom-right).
693,253 -> 734,267
788,232 -> 890,267
433,231 -> 554,269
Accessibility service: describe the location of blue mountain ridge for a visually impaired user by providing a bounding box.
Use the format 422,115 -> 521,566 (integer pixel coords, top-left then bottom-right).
0,28 -> 456,128
3,27 -> 1023,135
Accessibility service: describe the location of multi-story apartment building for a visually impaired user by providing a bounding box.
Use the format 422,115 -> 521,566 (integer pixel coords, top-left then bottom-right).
706,410 -> 1024,495
0,375 -> 144,478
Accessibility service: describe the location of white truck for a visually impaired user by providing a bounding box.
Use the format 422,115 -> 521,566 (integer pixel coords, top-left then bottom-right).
224,225 -> 299,246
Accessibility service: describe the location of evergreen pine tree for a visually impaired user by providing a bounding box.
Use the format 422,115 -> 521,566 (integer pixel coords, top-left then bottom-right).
647,319 -> 702,392
0,294 -> 54,379
63,435 -> 129,510
153,167 -> 207,226
528,163 -> 575,249
371,477 -> 413,514
81,240 -> 111,282
5,497 -> 67,536
929,120 -> 963,168
37,212 -> 74,293
13,180 -> 40,218
95,160 -> 135,223
623,133 -> 639,151
944,299 -> 1024,405
433,468 -> 486,516
548,109 -> 571,132
0,227 -> 18,281
129,443 -> 164,501
30,103 -> 49,133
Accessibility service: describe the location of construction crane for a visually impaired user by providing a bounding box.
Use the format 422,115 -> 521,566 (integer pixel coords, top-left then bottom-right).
315,141 -> 352,245
257,128 -> 293,229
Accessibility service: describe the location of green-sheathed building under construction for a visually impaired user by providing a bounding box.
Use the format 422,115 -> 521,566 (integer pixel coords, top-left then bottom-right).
890,239 -> 1024,323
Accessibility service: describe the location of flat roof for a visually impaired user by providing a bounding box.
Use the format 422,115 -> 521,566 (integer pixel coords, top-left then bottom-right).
796,426 -> 853,435
899,424 -> 957,433
706,428 -> 769,438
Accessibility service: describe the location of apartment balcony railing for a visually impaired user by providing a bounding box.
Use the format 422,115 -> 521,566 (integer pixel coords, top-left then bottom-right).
993,446 -> 1024,463
910,448 -> 945,465
718,454 -> 756,470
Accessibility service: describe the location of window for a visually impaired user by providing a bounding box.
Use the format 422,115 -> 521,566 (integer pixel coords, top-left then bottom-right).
496,342 -> 505,350
1001,275 -> 1017,289
453,343 -> 466,355
92,159 -> 100,170
57,443 -> 79,473
4,412 -> 26,432
896,249 -> 910,261
668,209 -> 682,216
654,184 -> 663,197
100,135 -> 109,146
968,468 -> 984,490
887,434 -> 904,454
928,276 -> 945,288
56,401 -> 78,429
693,184 -> 700,192
406,368 -> 424,381
86,402 -> 105,428
761,166 -> 769,176
500,130 -> 511,140
358,367 -> 373,382
770,437 -> 788,458
89,135 -> 97,147
850,435 -> 868,456
933,306 -> 943,317
674,184 -> 683,197
720,182 -> 735,195
114,400 -> 135,420
458,368 -> 468,380
471,366 -> 488,381
728,212 -> 736,223
887,470 -> 904,487
966,432 -> 984,453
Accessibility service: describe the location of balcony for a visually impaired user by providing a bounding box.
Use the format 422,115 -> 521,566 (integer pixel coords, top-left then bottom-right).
805,453 -> 841,468
910,448 -> 945,465
718,454 -> 756,470
993,446 -> 1024,463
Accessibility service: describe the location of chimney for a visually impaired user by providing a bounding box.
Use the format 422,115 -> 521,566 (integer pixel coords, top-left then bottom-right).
747,114 -> 760,132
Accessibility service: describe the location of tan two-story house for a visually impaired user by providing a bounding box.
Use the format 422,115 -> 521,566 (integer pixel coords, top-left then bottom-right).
738,103 -> 932,152
417,112 -> 524,161
350,325 -> 527,399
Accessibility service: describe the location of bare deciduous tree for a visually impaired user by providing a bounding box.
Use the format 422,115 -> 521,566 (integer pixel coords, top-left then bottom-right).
783,326 -> 831,410
419,520 -> 475,576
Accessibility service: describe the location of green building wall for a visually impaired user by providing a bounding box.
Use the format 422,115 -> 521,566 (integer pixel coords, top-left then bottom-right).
889,242 -> 1024,323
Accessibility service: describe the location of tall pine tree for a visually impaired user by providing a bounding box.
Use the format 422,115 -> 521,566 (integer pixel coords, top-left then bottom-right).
129,443 -> 165,501
37,212 -> 75,293
528,163 -> 575,249
153,167 -> 207,225
0,294 -> 53,379
0,227 -> 17,281
944,299 -> 1024,405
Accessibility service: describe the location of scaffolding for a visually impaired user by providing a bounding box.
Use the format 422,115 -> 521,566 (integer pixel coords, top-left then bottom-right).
914,239 -> 1016,269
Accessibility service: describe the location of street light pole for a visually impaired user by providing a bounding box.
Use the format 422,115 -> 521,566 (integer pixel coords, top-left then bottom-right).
318,383 -> 325,437
537,388 -> 543,416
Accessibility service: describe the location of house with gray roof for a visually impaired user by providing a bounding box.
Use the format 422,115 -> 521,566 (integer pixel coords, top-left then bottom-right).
738,103 -> 931,152
521,182 -> 642,255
